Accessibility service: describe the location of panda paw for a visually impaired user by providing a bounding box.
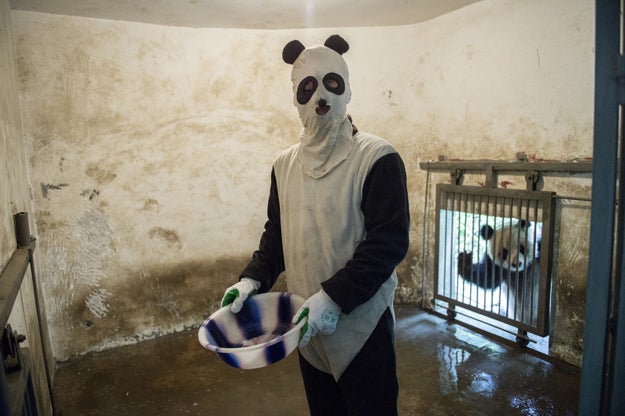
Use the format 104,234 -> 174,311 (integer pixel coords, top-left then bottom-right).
457,251 -> 474,279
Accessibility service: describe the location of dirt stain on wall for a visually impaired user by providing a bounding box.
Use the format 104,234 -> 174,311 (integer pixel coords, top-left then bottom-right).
56,255 -> 252,360
85,165 -> 117,185
148,227 -> 181,247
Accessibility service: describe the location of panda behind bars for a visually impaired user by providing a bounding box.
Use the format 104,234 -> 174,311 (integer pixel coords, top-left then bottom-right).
457,219 -> 542,290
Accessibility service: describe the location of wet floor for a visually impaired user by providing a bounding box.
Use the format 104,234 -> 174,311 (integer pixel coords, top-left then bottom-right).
53,306 -> 580,415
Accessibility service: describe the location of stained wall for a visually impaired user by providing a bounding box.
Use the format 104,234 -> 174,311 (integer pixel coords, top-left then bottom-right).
11,0 -> 594,364
1,0 -> 52,411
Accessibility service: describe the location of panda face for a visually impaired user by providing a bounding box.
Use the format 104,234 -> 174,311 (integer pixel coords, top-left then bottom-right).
296,72 -> 346,109
281,35 -> 353,178
289,46 -> 351,130
480,220 -> 537,272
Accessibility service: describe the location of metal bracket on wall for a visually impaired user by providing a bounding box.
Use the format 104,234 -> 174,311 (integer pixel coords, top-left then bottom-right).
450,169 -> 464,185
485,165 -> 497,188
525,171 -> 542,191
1,325 -> 26,374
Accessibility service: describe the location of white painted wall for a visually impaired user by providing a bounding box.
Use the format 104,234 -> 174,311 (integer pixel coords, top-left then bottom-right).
10,0 -> 594,365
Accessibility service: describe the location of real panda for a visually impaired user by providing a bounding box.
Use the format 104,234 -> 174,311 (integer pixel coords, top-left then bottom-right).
457,219 -> 541,290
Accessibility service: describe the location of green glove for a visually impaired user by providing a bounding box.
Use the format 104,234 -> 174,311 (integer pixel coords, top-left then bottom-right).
220,277 -> 260,313
292,289 -> 341,347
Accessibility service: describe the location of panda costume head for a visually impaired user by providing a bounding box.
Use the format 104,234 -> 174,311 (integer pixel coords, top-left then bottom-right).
457,219 -> 541,290
282,35 -> 354,178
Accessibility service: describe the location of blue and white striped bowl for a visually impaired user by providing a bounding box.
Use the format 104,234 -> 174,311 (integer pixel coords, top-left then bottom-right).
198,292 -> 306,369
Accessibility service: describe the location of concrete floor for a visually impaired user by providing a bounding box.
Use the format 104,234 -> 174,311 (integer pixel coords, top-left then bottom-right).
53,306 -> 580,415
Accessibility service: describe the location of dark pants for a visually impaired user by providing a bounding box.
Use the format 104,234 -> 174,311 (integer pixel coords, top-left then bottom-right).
298,308 -> 398,416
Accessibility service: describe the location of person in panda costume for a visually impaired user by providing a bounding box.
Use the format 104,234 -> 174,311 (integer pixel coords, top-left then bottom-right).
221,34 -> 410,416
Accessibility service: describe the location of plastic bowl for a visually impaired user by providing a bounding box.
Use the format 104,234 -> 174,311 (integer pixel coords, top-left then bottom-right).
198,292 -> 306,369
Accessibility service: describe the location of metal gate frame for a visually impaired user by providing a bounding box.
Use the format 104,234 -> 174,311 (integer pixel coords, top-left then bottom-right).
433,184 -> 555,337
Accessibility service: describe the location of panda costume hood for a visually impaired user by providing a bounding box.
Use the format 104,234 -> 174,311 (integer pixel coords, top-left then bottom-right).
283,35 -> 354,178
271,35 -> 402,380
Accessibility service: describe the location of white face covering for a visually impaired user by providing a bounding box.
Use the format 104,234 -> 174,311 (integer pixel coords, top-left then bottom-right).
290,46 -> 354,178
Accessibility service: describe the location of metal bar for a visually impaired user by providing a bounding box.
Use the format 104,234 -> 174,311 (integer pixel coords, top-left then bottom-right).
610,1 -> 625,411
5,350 -> 35,415
554,195 -> 592,202
610,177 -> 625,416
419,160 -> 592,174
13,212 -> 54,414
439,304 -> 535,344
579,1 -> 621,414
0,248 -> 30,331
611,124 -> 625,413
422,169 -> 431,310
437,295 -> 541,335
530,201 -> 539,327
537,194 -> 555,336
470,193 -> 478,307
0,246 -> 39,416
0,368 -> 8,416
433,185 -> 442,302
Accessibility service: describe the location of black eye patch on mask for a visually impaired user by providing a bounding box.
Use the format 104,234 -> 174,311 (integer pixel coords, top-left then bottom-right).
297,73 -> 346,105
297,76 -> 318,104
323,73 -> 345,95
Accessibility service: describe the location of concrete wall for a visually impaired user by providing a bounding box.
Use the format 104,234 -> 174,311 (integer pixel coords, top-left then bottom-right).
1,0 -> 52,412
10,0 -> 594,365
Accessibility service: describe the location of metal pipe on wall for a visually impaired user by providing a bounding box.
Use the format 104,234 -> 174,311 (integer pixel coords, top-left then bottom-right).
15,212 -> 57,415
0,215 -> 37,414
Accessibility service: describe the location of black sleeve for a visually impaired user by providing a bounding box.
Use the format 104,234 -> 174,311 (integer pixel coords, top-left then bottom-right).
238,168 -> 285,293
321,152 -> 410,314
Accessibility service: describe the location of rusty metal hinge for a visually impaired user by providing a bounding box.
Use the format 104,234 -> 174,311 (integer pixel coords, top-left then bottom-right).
451,169 -> 464,185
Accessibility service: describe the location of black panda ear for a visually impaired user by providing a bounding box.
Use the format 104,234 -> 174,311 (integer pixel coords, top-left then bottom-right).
480,225 -> 495,240
324,34 -> 349,55
282,40 -> 306,64
518,219 -> 529,228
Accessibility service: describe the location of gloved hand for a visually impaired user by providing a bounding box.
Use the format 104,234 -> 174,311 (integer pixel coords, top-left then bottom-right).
221,277 -> 261,313
293,289 -> 341,347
